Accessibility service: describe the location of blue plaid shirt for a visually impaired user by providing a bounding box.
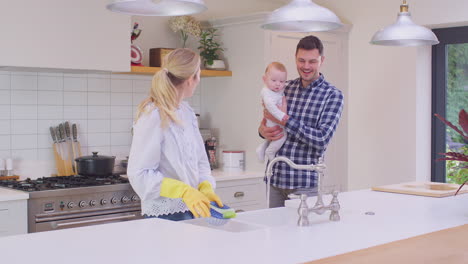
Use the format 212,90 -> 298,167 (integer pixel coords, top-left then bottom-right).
270,73 -> 344,189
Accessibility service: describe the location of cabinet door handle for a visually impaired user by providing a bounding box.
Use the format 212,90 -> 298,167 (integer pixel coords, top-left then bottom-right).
234,191 -> 245,198
235,209 -> 245,213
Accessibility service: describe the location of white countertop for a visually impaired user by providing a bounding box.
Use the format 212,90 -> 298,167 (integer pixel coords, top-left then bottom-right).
0,189 -> 466,264
0,187 -> 29,202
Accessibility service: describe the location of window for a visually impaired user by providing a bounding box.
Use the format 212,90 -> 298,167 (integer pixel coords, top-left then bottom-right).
431,26 -> 468,183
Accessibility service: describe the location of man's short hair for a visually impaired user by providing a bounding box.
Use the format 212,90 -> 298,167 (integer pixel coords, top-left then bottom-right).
265,61 -> 287,74
296,35 -> 324,56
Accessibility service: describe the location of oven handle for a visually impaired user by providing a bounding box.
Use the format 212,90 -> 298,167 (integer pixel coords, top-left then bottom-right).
52,214 -> 137,229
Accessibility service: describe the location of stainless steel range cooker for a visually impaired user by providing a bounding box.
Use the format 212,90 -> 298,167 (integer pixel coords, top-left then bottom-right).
0,175 -> 142,233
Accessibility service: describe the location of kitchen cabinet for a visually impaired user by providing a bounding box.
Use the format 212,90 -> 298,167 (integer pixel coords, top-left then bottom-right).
115,66 -> 232,77
0,0 -> 130,72
0,190 -> 28,237
215,174 -> 266,212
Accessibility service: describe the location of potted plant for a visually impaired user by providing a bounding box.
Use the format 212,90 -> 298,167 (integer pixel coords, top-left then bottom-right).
198,28 -> 225,70
434,109 -> 468,194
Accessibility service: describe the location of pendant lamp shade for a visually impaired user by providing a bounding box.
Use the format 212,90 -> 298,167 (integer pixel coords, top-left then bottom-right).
261,0 -> 342,32
106,0 -> 207,16
370,1 -> 439,46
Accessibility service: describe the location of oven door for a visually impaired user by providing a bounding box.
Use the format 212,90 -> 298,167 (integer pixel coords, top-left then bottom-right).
33,210 -> 142,233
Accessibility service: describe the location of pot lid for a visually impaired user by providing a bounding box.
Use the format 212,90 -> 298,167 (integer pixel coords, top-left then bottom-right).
75,152 -> 115,161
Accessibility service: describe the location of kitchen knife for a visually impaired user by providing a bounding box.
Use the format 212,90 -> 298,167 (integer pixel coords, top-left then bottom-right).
64,121 -> 77,175
59,123 -> 73,176
50,127 -> 64,176
72,123 -> 82,157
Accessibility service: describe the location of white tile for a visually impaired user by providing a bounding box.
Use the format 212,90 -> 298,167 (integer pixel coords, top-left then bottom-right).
78,133 -> 88,147
0,105 -> 10,119
12,135 -> 37,149
0,75 -> 10,90
111,145 -> 131,159
0,90 -> 10,104
37,148 -> 55,163
12,120 -> 37,134
0,135 -> 10,150
87,146 -> 111,156
37,120 -> 62,135
88,92 -> 110,106
38,76 -> 63,91
132,92 -> 147,106
88,78 -> 111,92
111,106 -> 134,119
111,74 -> 133,80
72,120 -> 87,137
111,92 -> 132,106
0,120 -> 10,134
88,120 -> 110,133
38,72 -> 63,77
38,91 -> 63,105
38,105 -> 63,120
0,150 -> 11,159
11,74 -> 38,90
132,75 -> 152,81
12,149 -> 38,160
111,79 -> 132,93
64,106 -> 87,119
133,80 -> 151,93
38,134 -> 53,148
64,73 -> 87,78
64,77 -> 87,91
111,119 -> 133,133
111,132 -> 132,146
11,105 -> 37,119
11,90 -> 37,105
88,73 -> 111,79
87,106 -> 111,120
64,91 -> 87,105
87,133 -> 110,147
11,71 -> 37,76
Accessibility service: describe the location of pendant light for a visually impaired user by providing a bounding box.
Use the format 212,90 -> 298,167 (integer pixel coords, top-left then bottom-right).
370,0 -> 439,46
106,0 -> 207,16
261,0 -> 342,32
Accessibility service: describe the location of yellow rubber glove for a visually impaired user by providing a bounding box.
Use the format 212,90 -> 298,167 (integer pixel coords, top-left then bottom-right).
198,180 -> 223,208
160,178 -> 211,218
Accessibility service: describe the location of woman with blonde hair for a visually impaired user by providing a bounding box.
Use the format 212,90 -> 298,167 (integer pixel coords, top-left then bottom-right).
127,48 -> 223,221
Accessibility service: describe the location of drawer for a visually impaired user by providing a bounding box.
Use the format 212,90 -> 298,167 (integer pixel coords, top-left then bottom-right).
216,183 -> 264,205
230,202 -> 266,213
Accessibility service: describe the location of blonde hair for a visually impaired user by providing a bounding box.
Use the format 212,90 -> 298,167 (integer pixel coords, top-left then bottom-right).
135,48 -> 201,128
265,61 -> 287,74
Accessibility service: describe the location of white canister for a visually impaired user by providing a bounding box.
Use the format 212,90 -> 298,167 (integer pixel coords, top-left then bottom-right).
222,151 -> 245,172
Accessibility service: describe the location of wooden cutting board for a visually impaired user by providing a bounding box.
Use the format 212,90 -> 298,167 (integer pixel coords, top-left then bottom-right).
0,175 -> 19,181
305,224 -> 468,264
371,181 -> 468,197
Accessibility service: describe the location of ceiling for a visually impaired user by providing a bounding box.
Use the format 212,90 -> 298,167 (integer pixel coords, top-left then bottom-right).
192,0 -> 288,20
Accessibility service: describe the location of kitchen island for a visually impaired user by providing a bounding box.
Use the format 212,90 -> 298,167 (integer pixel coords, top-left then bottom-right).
0,189 -> 466,264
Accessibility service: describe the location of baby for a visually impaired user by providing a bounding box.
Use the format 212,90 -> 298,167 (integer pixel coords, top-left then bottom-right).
256,62 -> 288,162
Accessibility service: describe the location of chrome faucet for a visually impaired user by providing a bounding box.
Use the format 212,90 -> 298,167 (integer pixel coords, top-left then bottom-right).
266,156 -> 340,227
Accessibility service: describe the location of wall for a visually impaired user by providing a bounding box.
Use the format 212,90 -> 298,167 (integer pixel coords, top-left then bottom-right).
0,70 -> 201,179
314,0 -> 468,189
200,17 -> 267,172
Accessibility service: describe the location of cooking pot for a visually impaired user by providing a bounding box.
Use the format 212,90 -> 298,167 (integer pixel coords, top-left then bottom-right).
75,152 -> 115,177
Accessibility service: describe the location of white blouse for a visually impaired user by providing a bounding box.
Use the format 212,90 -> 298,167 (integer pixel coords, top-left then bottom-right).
127,101 -> 215,217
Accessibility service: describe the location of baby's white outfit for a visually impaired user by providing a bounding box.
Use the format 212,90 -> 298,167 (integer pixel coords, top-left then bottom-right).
256,86 -> 287,162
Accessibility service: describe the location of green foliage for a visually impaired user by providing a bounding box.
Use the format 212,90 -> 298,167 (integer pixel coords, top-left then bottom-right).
198,28 -> 223,66
446,146 -> 468,184
445,44 -> 468,181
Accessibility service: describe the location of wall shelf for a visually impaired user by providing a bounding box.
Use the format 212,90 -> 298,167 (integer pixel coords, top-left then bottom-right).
115,66 -> 232,77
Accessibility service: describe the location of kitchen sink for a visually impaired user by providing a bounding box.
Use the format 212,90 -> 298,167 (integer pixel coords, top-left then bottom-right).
234,207 -> 300,227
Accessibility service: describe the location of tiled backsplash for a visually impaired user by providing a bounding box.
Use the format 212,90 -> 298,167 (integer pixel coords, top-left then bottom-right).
0,70 -> 201,179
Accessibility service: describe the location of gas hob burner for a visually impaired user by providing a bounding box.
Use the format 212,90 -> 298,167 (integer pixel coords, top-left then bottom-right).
0,174 -> 129,192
